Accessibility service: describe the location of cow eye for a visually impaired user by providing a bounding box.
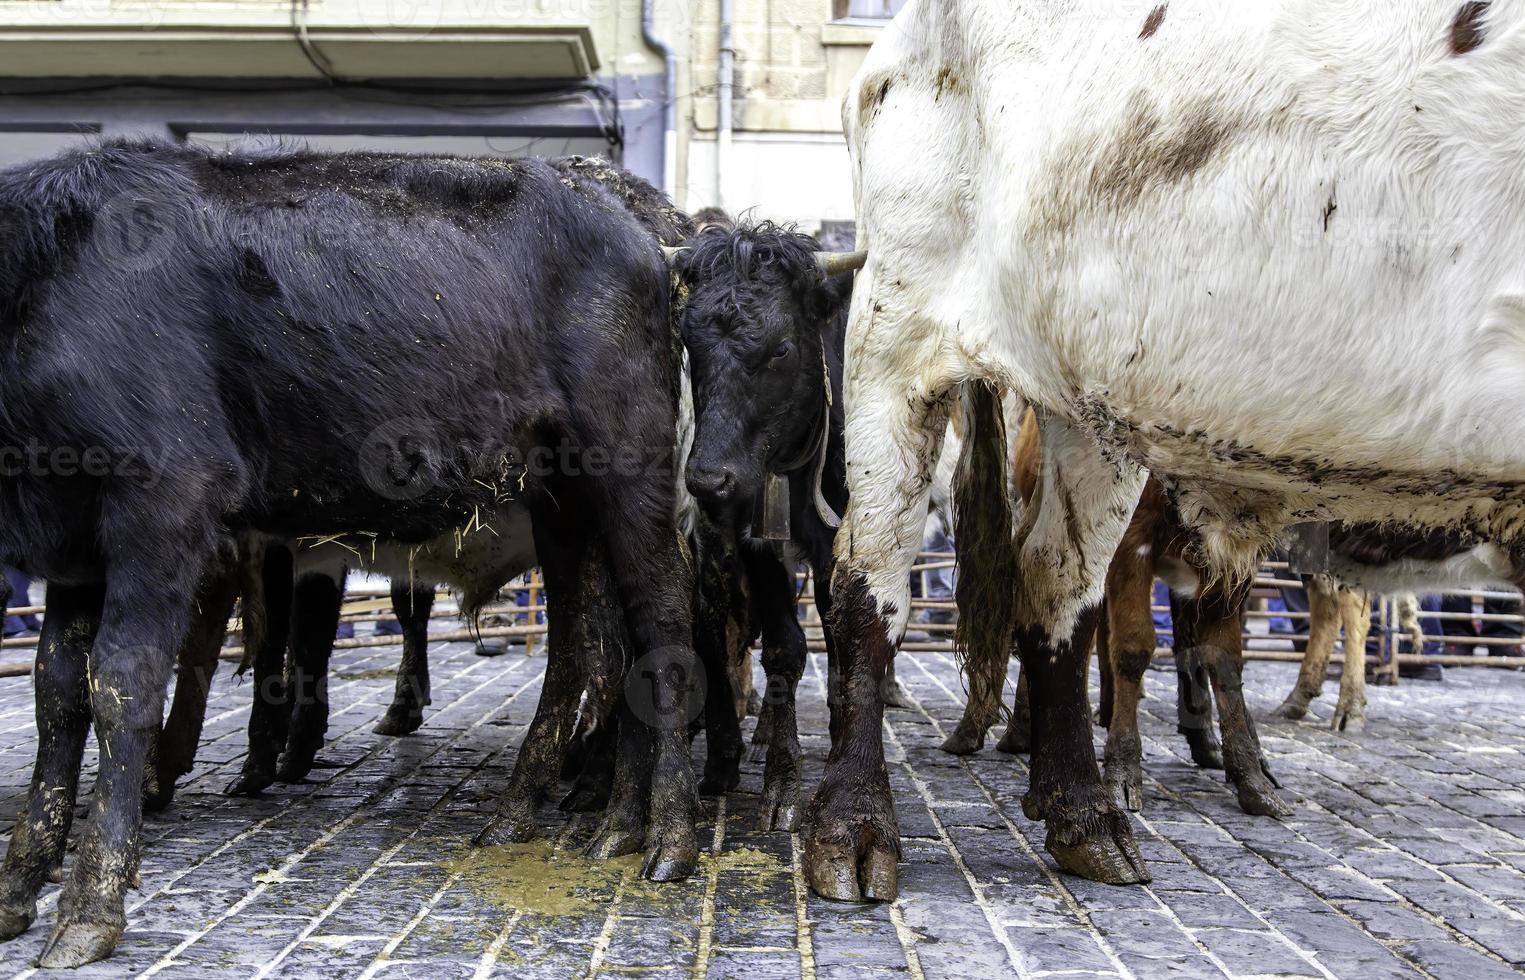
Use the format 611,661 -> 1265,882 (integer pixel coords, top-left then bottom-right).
772,342 -> 792,360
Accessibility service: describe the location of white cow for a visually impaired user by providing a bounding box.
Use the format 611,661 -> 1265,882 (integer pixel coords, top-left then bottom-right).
805,0 -> 1525,902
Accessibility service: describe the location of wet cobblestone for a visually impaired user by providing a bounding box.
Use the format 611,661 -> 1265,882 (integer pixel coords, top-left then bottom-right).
0,643 -> 1521,978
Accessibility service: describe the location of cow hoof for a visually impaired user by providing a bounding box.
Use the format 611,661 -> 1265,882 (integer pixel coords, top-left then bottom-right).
760,775 -> 801,832
1047,822 -> 1151,886
225,766 -> 275,797
373,709 -> 423,737
1332,706 -> 1366,734
746,690 -> 763,717
995,725 -> 1030,755
143,777 -> 178,813
803,839 -> 898,903
475,642 -> 508,658
0,902 -> 35,940
801,766 -> 900,902
558,781 -> 610,813
642,840 -> 699,882
1105,772 -> 1145,813
474,809 -> 538,847
698,774 -> 739,797
1234,777 -> 1294,818
46,864 -> 64,885
276,750 -> 319,784
585,822 -> 644,861
880,678 -> 914,710
1269,696 -> 1311,721
38,921 -> 122,969
1182,728 -> 1225,770
939,724 -> 986,756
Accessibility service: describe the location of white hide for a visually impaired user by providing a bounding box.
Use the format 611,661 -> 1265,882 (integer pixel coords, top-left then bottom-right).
845,0 -> 1525,577
294,504 -> 538,613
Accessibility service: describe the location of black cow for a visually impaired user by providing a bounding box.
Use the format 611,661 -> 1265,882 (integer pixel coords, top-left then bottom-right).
674,224 -> 870,829
0,140 -> 698,966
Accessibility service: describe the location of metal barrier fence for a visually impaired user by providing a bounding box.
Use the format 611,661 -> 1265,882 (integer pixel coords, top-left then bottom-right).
2,557 -> 1523,676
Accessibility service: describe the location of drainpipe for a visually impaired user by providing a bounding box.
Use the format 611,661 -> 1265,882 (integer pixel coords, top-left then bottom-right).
717,0 -> 735,211
642,0 -> 679,197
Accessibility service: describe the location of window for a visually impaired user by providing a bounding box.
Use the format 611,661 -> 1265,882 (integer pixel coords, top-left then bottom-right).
833,0 -> 907,18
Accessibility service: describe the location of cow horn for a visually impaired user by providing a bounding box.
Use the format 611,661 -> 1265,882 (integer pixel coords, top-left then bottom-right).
661,246 -> 689,263
816,250 -> 867,276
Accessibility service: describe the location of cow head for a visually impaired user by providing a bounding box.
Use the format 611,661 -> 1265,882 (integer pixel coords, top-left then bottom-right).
673,223 -> 861,509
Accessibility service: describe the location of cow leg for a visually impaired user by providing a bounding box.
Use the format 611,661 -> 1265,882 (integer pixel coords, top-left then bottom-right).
1095,604 -> 1113,728
586,706 -> 652,860
559,720 -> 616,812
477,530 -> 603,846
0,584 -> 103,941
1271,574 -> 1338,720
374,582 -> 434,736
227,544 -> 295,797
1171,593 -> 1223,769
995,668 -> 1032,754
748,548 -> 808,831
1331,588 -> 1369,733
801,377 -> 951,903
278,570 -> 344,783
694,523 -> 743,797
1102,550 -> 1156,812
146,566 -> 240,811
1189,584 -> 1294,818
42,537 -> 208,968
1014,418 -> 1149,885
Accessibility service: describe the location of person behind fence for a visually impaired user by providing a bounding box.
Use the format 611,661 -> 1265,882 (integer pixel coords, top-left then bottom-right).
906,511 -> 956,641
1428,590 -> 1522,660
2,566 -> 39,637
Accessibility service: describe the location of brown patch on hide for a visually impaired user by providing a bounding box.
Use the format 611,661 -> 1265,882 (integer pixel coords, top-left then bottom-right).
1140,4 -> 1168,39
1450,2 -> 1490,55
1092,96 -> 1235,214
933,66 -> 965,101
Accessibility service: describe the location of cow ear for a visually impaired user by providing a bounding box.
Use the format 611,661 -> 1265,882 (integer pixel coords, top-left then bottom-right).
812,271 -> 852,321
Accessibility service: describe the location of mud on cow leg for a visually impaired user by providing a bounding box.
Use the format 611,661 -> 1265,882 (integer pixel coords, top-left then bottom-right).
147,564 -> 240,811
1331,588 -> 1370,733
803,572 -> 901,902
227,544 -> 295,797
694,521 -> 744,797
995,669 -> 1033,755
802,373 -> 952,903
41,524 -> 209,968
0,584 -> 103,942
1271,574 -> 1338,721
1014,416 -> 1149,885
374,582 -> 434,737
748,549 -> 808,831
478,530 -> 616,846
1174,642 -> 1224,770
1101,552 -> 1158,813
1187,584 -> 1294,818
278,570 -> 344,783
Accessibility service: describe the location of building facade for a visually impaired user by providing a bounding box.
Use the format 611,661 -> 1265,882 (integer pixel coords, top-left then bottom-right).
0,0 -> 903,231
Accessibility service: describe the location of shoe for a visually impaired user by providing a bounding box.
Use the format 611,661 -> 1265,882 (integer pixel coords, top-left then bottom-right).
1399,662 -> 1445,682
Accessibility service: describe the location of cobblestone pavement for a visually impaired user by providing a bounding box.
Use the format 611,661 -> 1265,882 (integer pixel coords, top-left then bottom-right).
0,641 -> 1522,979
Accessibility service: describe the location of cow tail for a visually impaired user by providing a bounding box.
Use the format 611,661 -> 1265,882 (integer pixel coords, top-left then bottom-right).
951,380 -> 1016,729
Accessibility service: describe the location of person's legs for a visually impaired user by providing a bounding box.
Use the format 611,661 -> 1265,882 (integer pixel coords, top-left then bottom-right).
1481,593 -> 1523,657
1438,593 -> 1478,653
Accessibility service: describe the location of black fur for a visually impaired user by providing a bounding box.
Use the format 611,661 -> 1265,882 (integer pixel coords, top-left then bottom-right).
0,138 -> 697,965
675,222 -> 852,826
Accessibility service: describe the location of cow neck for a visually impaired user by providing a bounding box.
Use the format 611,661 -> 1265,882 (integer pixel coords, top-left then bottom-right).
770,347 -> 842,530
